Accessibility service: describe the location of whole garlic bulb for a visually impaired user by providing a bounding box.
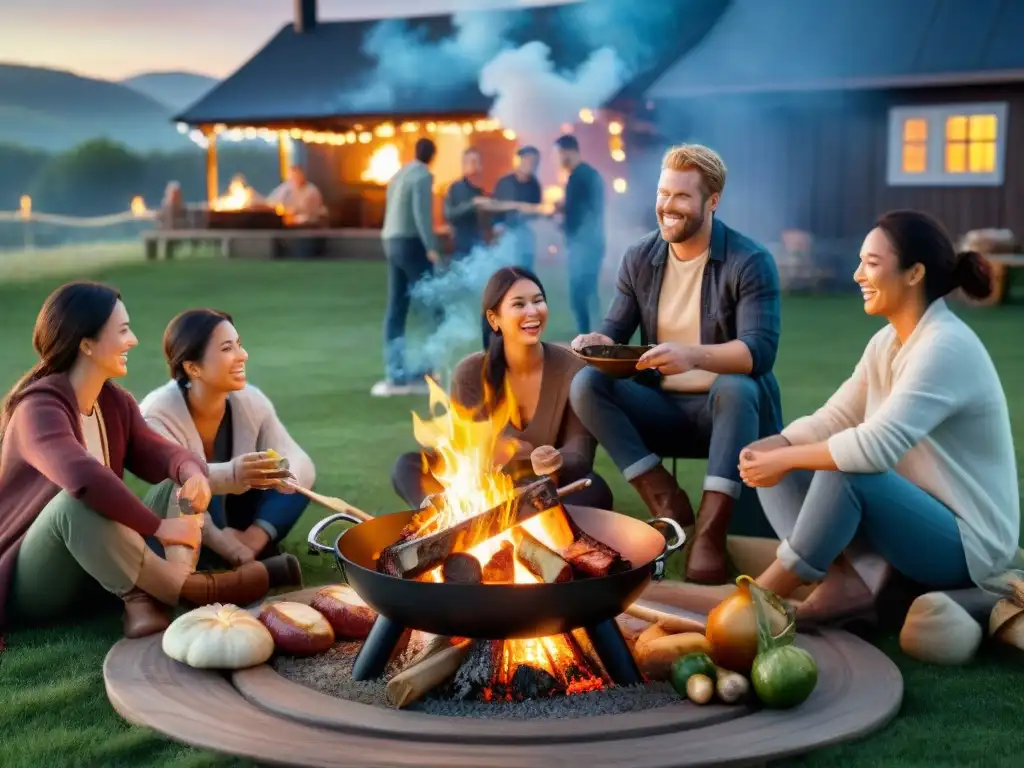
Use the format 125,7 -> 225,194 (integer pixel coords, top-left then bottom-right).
162,603 -> 275,669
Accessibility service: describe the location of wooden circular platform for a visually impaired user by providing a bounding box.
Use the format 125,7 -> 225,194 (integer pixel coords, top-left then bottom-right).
104,582 -> 903,767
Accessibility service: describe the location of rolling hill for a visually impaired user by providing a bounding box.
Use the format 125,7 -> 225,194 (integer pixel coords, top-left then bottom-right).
0,63 -> 194,153
121,71 -> 219,113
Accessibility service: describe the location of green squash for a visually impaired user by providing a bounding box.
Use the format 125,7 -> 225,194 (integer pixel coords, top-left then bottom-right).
669,652 -> 717,698
747,581 -> 819,709
751,644 -> 818,708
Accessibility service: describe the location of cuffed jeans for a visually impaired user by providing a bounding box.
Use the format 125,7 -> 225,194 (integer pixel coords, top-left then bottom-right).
383,236 -> 442,385
390,451 -> 615,511
570,369 -> 764,499
567,237 -> 603,334
757,469 -> 971,588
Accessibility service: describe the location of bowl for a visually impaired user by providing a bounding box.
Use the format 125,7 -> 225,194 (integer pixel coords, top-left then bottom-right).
574,344 -> 652,379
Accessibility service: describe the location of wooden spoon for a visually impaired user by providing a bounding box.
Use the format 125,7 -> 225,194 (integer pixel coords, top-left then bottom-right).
285,482 -> 373,522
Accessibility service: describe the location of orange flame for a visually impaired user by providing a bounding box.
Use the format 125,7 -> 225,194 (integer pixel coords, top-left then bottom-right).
211,178 -> 255,211
409,377 -> 605,694
362,143 -> 402,185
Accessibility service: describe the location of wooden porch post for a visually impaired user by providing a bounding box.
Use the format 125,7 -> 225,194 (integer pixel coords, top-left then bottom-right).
278,135 -> 290,181
205,128 -> 219,203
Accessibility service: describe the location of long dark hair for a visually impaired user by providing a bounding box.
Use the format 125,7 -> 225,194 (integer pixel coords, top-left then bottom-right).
480,266 -> 546,399
0,281 -> 121,438
163,308 -> 234,386
875,210 -> 993,303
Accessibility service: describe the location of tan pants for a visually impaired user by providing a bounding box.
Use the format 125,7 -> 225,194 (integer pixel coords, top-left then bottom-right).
8,488 -> 173,622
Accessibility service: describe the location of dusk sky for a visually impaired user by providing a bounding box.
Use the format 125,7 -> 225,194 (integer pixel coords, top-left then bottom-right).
0,0 -> 574,81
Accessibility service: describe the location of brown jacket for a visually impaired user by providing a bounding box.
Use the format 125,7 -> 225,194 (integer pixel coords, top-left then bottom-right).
0,374 -> 204,628
451,343 -> 597,480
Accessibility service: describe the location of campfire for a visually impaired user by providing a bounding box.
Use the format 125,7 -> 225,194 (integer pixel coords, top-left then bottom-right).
211,177 -> 257,211
362,144 -> 402,185
365,377 -> 637,704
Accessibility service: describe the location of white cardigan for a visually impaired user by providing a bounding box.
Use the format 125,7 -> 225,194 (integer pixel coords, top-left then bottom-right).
139,380 -> 316,495
781,299 -> 1020,592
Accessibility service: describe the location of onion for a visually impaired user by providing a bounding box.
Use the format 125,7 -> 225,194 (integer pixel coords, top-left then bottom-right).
705,575 -> 788,674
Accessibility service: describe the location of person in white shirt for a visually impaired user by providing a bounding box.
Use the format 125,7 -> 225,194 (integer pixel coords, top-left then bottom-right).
266,165 -> 326,226
739,209 -> 1021,625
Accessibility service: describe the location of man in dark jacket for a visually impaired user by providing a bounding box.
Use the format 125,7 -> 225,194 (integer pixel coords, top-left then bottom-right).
569,144 -> 783,584
443,147 -> 487,261
555,134 -> 606,334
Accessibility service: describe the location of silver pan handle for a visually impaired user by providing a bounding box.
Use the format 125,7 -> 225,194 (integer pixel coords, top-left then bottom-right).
307,512 -> 365,555
646,517 -> 687,582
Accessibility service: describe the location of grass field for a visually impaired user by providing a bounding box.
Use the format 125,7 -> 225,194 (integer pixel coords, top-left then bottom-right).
1,251 -> 1023,767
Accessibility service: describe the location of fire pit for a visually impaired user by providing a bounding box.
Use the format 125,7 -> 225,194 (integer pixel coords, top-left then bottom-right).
103,581 -> 904,767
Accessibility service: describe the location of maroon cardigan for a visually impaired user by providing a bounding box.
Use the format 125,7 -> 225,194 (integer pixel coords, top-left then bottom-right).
0,374 -> 206,629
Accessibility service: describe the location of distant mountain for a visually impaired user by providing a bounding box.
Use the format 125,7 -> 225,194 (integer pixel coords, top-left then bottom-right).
121,71 -> 219,113
0,63 -> 192,153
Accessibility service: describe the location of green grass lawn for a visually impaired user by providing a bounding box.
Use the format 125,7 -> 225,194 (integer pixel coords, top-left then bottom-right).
1,254 -> 1023,767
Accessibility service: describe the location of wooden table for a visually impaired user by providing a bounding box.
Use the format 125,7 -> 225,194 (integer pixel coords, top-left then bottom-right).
142,228 -> 386,261
104,581 -> 903,767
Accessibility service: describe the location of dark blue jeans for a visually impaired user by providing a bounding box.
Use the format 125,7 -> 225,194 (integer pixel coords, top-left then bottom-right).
757,469 -> 971,587
570,369 -> 766,499
382,237 -> 441,384
567,236 -> 603,334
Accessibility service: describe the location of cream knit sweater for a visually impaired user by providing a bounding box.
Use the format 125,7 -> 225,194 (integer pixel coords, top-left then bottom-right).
139,380 -> 316,495
781,299 -> 1020,592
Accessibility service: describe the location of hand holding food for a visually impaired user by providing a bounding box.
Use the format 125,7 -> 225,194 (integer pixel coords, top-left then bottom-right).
236,450 -> 290,489
162,603 -> 275,669
177,474 -> 212,514
570,332 -> 614,352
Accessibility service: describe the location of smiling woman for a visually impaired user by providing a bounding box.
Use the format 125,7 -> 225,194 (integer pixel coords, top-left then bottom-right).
138,309 -> 315,575
739,210 -> 1022,627
390,266 -> 613,514
0,282 -> 296,642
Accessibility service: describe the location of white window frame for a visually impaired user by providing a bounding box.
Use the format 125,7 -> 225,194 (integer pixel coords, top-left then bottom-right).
886,101 -> 1009,187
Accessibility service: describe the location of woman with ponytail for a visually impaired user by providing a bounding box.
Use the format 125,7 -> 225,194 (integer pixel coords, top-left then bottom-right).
737,210 -> 1021,625
0,282 -> 299,641
391,266 -> 613,510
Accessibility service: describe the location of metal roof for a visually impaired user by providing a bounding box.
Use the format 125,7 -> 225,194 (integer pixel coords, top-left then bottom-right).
646,0 -> 1024,100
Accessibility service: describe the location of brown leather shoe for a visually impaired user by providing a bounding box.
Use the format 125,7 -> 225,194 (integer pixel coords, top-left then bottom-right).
122,588 -> 171,638
684,491 -> 735,585
179,561 -> 271,607
629,464 -> 696,533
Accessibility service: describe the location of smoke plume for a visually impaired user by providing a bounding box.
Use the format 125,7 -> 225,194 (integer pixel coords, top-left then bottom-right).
403,236 -> 521,379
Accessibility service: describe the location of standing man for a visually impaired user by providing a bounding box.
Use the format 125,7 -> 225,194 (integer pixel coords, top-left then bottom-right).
555,134 -> 606,334
568,144 -> 783,585
443,147 -> 487,262
492,146 -> 543,271
373,137 -> 442,398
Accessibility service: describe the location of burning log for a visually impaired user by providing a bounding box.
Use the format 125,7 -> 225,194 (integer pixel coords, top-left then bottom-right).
450,640 -> 503,701
562,532 -> 632,578
376,477 -> 560,579
482,541 -> 515,583
532,505 -> 575,551
385,638 -> 471,708
512,527 -> 573,584
441,553 -> 483,584
510,664 -> 563,700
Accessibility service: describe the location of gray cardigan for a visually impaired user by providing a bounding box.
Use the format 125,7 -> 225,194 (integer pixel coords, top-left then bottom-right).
138,380 -> 316,495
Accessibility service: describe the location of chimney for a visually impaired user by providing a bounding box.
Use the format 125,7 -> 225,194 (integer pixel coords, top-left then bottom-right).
294,0 -> 317,33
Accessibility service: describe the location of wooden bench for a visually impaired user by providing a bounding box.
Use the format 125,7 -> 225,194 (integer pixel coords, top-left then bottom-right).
142,228 -> 387,262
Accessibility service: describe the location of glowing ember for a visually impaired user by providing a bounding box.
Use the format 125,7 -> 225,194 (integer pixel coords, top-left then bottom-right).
362,143 -> 402,184
409,377 -> 605,695
211,178 -> 255,211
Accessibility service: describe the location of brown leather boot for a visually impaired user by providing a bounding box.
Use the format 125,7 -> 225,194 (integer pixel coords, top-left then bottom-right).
629,464 -> 696,533
122,588 -> 171,638
179,561 -> 271,607
684,491 -> 735,585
